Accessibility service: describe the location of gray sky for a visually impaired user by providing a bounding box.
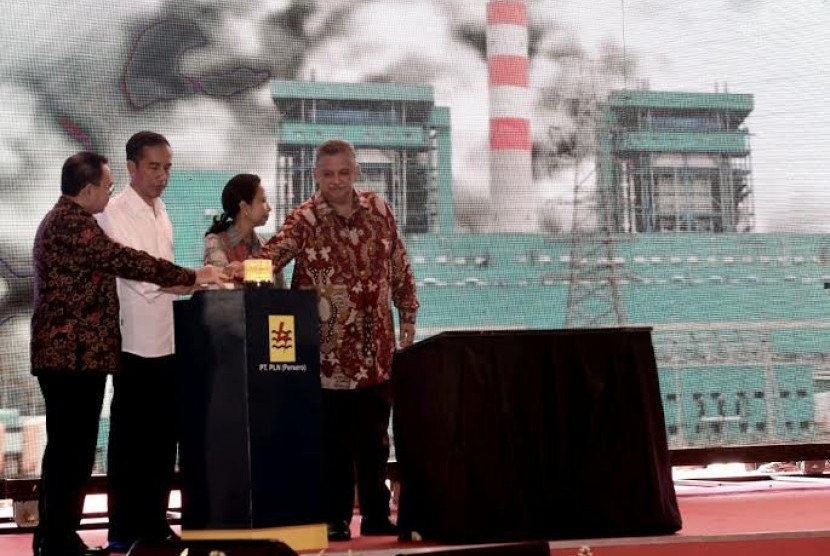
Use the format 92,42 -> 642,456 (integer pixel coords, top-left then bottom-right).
0,0 -> 828,236
546,0 -> 830,231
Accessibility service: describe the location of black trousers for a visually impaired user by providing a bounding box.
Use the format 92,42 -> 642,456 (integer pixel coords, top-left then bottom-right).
321,382 -> 392,524
35,371 -> 107,551
106,353 -> 178,543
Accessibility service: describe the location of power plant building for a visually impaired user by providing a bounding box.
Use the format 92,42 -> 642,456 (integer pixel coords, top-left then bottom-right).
0,79 -> 827,484
270,80 -> 453,235
597,90 -> 754,234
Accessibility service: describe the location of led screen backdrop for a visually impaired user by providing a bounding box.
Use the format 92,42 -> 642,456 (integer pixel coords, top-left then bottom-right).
1,0 -> 830,477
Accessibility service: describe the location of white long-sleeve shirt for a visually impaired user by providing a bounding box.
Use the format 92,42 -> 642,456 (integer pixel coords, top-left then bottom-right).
97,185 -> 178,357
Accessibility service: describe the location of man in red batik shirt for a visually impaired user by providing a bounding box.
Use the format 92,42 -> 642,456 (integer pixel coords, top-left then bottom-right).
264,138 -> 419,541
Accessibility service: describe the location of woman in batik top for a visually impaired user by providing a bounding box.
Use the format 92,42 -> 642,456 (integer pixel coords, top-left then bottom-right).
203,173 -> 285,288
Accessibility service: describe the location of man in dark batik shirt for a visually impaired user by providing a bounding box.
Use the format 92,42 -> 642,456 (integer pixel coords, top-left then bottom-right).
30,152 -> 227,556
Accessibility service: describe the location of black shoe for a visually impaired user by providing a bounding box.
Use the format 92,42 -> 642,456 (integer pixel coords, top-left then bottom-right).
360,516 -> 398,536
80,545 -> 110,556
326,520 -> 352,542
34,536 -> 110,556
104,539 -> 136,554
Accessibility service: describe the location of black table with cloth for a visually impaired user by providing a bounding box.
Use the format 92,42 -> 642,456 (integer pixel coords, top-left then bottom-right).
391,327 -> 682,543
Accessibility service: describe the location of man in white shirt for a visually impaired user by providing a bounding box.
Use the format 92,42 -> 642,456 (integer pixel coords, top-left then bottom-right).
97,131 -> 182,552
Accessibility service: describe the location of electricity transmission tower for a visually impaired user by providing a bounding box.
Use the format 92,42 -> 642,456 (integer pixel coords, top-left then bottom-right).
562,96 -> 627,328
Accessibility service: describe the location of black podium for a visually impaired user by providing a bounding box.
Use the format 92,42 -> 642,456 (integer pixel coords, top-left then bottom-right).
173,289 -> 326,551
392,328 -> 682,543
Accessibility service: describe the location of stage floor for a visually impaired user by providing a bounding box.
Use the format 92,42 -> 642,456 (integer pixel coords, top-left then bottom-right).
4,471 -> 830,555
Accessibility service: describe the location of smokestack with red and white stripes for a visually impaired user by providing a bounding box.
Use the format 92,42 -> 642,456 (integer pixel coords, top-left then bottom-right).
487,0 -> 535,232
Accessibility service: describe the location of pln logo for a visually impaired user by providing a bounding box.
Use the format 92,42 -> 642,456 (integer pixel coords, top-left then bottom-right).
269,315 -> 296,363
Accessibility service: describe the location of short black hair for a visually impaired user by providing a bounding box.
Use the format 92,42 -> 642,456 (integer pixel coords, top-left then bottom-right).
61,152 -> 109,196
126,131 -> 170,163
